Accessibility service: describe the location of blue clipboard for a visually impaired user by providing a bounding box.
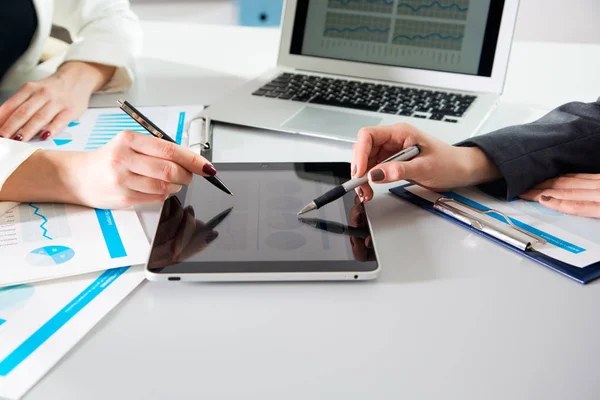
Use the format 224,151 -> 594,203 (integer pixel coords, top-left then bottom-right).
390,185 -> 600,284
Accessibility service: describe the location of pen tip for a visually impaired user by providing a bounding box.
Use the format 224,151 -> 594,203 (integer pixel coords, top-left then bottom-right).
117,99 -> 124,106
297,203 -> 316,216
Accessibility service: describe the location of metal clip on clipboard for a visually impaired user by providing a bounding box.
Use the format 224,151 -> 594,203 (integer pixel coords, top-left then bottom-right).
433,197 -> 547,251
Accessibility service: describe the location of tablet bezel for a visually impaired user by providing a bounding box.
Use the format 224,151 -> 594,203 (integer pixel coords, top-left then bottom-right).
145,162 -> 379,282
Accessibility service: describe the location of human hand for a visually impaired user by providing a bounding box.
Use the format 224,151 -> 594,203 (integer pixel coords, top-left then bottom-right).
148,197 -> 220,268
351,123 -> 500,202
0,61 -> 115,142
519,174 -> 600,218
66,130 -> 217,209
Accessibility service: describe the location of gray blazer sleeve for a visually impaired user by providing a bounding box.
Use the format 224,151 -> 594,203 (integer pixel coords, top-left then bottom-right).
457,98 -> 600,199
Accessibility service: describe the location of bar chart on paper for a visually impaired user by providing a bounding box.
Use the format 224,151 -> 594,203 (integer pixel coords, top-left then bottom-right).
28,106 -> 202,152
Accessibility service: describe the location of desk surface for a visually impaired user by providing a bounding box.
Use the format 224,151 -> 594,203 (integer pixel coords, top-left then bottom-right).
29,23 -> 600,400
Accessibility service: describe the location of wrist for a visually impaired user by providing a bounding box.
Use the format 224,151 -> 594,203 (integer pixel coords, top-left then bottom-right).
456,146 -> 501,187
0,151 -> 84,205
56,61 -> 116,93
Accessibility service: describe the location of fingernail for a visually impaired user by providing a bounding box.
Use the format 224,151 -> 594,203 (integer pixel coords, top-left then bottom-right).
40,130 -> 51,141
541,195 -> 552,201
202,164 -> 217,176
12,134 -> 23,141
370,169 -> 385,182
352,164 -> 357,177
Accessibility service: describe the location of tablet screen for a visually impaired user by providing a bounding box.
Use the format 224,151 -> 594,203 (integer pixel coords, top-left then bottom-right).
147,163 -> 377,274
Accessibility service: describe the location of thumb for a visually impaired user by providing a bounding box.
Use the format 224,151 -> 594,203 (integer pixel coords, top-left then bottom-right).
368,160 -> 419,184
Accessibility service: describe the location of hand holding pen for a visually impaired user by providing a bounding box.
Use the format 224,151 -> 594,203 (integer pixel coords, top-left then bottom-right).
298,145 -> 420,215
118,100 -> 233,196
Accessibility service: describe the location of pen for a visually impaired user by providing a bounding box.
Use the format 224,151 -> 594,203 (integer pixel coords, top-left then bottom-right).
117,100 -> 233,196
297,145 -> 420,215
298,217 -> 370,239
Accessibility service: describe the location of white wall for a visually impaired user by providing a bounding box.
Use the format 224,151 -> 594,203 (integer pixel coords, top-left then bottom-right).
130,0 -> 600,43
514,0 -> 600,43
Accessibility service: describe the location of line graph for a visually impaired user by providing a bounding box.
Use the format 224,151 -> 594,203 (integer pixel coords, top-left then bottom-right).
28,204 -> 52,240
324,12 -> 391,43
392,18 -> 464,50
396,0 -> 469,20
21,204 -> 71,243
328,0 -> 394,13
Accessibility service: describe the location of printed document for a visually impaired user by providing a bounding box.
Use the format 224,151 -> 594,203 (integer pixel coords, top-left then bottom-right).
407,185 -> 600,268
0,203 -> 149,287
0,267 -> 144,400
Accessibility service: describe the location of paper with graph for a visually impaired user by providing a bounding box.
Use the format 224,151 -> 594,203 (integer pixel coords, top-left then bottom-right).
0,202 -> 149,287
28,105 -> 204,150
406,185 -> 600,268
0,267 -> 144,400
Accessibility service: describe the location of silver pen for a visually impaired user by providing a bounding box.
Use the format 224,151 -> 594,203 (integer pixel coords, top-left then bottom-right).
298,145 -> 421,215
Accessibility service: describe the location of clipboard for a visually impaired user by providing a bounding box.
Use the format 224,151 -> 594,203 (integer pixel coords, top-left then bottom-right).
390,185 -> 600,284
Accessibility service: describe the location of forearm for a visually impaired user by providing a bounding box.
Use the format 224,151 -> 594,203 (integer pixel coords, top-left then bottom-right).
55,61 -> 116,93
0,151 -> 82,204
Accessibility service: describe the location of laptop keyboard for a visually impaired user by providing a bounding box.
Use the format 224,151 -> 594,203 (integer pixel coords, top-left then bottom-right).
252,73 -> 477,123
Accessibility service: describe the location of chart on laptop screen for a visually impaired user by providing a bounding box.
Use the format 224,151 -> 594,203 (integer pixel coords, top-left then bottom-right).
299,0 -> 495,75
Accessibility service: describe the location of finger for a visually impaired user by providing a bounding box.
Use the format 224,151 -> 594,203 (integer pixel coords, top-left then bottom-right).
519,188 -> 543,202
537,188 -> 600,202
44,109 -> 74,141
112,190 -> 167,209
127,173 -> 183,196
0,94 -> 49,139
353,123 -> 418,178
122,131 -> 213,176
18,102 -> 63,141
367,158 -> 422,184
563,173 -> 600,180
532,176 -> 600,190
355,183 -> 374,202
0,83 -> 36,128
126,150 -> 194,186
538,197 -> 600,218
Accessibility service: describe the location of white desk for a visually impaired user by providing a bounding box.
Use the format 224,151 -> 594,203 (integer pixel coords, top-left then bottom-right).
28,22 -> 600,400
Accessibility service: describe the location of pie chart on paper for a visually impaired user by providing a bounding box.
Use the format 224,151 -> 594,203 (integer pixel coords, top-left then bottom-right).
25,246 -> 75,266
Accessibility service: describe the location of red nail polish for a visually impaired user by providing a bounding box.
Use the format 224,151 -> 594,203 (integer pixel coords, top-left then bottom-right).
12,134 -> 23,141
41,131 -> 51,141
202,164 -> 217,176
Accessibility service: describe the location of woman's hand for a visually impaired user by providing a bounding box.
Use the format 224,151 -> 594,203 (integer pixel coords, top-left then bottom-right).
66,130 -> 216,209
0,130 -> 216,209
351,123 -> 500,202
0,61 -> 115,142
519,174 -> 600,218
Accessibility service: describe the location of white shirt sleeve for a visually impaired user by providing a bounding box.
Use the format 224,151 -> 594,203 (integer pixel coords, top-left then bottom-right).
0,139 -> 39,216
52,0 -> 143,92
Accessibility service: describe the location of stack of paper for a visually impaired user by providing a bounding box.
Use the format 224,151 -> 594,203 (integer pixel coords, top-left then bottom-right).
0,105 -> 204,399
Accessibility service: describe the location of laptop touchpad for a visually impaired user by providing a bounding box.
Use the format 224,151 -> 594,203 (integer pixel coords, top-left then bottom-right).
282,107 -> 382,138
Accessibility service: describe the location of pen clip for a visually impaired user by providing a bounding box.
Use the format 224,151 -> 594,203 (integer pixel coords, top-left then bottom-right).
433,197 -> 546,251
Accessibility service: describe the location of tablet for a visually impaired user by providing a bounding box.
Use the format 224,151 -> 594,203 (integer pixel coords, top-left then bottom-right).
145,162 -> 379,282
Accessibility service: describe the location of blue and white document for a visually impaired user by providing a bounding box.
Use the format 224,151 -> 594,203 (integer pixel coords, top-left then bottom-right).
27,105 -> 203,151
0,203 -> 149,287
406,185 -> 600,268
0,267 -> 144,400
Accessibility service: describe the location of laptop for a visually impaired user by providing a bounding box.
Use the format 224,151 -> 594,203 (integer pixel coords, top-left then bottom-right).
200,0 -> 519,144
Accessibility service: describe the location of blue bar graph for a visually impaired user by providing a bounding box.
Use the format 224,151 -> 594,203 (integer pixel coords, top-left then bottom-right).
84,112 -> 186,151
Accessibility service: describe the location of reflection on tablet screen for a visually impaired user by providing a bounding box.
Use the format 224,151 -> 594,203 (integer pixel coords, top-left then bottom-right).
147,163 -> 376,274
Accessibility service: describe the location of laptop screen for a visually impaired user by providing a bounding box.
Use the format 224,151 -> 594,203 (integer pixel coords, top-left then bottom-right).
289,0 -> 505,77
